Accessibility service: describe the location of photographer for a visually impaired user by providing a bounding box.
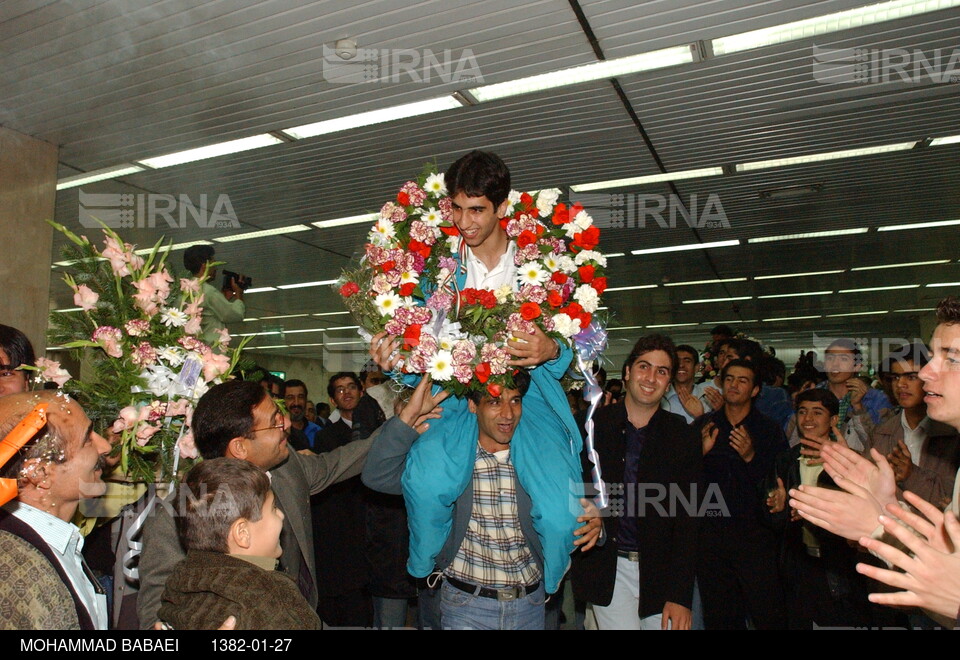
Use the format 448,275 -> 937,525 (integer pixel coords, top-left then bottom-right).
183,245 -> 246,348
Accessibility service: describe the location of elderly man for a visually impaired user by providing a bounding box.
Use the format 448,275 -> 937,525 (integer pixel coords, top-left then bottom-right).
0,391 -> 111,629
138,380 -> 372,628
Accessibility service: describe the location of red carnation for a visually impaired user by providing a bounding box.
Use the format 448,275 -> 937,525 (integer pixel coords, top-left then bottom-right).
517,230 -> 537,248
397,191 -> 410,206
408,239 -> 431,259
381,260 -> 396,272
573,226 -> 600,251
340,282 -> 360,298
439,225 -> 460,236
475,362 -> 491,384
402,324 -> 422,351
578,264 -> 595,283
552,203 -> 569,226
399,283 -> 416,297
480,290 -> 497,309
520,302 -> 542,320
547,290 -> 564,308
578,312 -> 593,329
486,383 -> 502,398
551,271 -> 568,285
520,192 -> 534,207
592,277 -> 608,295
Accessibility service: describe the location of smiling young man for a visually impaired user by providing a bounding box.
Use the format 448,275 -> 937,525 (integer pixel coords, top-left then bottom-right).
696,359 -> 788,629
368,151 -> 585,600
572,335 -> 701,630
0,391 -> 112,629
661,344 -> 713,424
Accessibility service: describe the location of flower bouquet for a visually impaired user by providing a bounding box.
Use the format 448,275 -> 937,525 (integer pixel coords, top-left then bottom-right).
42,222 -> 252,483
338,164 -> 609,396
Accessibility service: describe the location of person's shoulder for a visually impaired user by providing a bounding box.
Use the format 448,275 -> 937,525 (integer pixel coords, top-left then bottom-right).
874,413 -> 900,435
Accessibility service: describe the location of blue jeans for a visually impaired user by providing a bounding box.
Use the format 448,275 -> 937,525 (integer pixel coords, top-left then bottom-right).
439,581 -> 546,630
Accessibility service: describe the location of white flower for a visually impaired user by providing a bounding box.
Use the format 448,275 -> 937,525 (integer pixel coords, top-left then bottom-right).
419,207 -> 442,227
438,335 -> 455,352
536,188 -> 561,216
428,350 -> 454,381
573,210 -> 594,232
156,346 -> 185,367
369,219 -> 396,246
399,270 -> 420,285
139,365 -> 178,398
574,250 -> 607,268
424,173 -> 447,196
160,308 -> 189,328
543,254 -> 561,272
401,296 -> 418,309
493,284 -> 513,304
504,190 -> 521,216
446,235 -> 461,253
518,262 -> 548,286
557,255 -> 577,274
374,292 -> 403,316
552,313 -> 582,338
574,284 -> 600,313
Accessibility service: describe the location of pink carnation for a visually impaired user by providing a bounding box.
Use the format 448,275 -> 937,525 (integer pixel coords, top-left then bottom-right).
125,319 -> 150,337
131,341 -> 157,368
73,284 -> 99,311
91,326 -> 124,359
178,336 -> 210,355
518,285 -> 547,304
452,340 -> 477,365
426,292 -> 453,312
400,181 -> 427,207
438,197 -> 453,221
380,201 -> 407,223
453,364 -> 474,384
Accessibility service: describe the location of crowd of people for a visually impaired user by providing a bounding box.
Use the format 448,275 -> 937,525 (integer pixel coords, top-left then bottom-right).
3,150 -> 960,630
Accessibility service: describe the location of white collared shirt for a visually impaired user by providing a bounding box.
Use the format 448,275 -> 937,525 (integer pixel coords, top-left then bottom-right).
463,241 -> 518,291
901,411 -> 930,467
5,501 -> 108,630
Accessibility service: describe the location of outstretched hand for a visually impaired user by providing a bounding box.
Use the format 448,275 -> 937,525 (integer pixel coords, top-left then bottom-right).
369,331 -> 402,372
398,375 -> 449,434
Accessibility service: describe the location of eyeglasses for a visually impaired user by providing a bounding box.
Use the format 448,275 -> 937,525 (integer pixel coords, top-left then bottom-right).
250,412 -> 285,433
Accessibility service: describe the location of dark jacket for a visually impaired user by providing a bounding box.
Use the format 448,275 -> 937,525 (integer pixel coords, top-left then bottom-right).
571,404 -> 701,617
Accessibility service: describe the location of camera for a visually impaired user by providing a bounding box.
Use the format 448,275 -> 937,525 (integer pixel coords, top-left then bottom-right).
222,270 -> 252,291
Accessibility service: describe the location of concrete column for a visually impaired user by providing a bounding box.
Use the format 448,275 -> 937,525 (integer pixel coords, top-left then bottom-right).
0,126 -> 58,354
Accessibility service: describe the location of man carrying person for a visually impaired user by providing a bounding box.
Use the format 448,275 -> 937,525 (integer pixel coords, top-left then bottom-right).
572,335 -> 701,629
138,380 -> 371,627
363,375 -> 600,629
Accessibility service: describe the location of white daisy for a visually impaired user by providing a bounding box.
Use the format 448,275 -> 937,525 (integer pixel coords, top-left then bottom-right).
428,350 -> 454,381
419,207 -> 442,227
374,292 -> 403,317
160,308 -> 189,328
438,335 -> 455,352
518,262 -> 548,286
424,173 -> 447,196
369,219 -> 396,246
543,254 -> 561,272
156,346 -> 185,367
399,270 -> 420,285
504,189 -> 521,217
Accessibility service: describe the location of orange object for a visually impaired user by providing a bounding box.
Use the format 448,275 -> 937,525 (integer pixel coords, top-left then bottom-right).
0,402 -> 48,506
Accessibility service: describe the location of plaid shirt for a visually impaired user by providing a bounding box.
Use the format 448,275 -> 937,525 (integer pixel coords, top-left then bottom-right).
445,445 -> 540,588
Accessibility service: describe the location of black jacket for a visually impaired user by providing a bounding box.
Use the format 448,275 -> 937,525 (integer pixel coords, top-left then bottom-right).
571,403 -> 701,617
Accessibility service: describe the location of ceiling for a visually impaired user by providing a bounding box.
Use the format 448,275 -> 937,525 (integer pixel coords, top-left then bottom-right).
5,0 -> 958,366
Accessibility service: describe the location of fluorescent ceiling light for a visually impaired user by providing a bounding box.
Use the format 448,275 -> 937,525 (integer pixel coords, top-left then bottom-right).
761,315 -> 822,322
253,345 -> 290,350
244,287 -> 277,294
826,311 -> 889,317
736,142 -> 916,172
604,253 -> 626,258
313,311 -> 351,317
282,97 -> 461,140
839,284 -> 920,293
290,343 -> 325,348
258,313 -> 310,321
852,260 -> 950,271
282,328 -> 326,335
53,307 -> 82,313
705,320 -> 759,324
323,325 -> 361,331
236,331 -> 283,337
133,240 -> 213,256
325,340 -> 367,346
931,135 -> 960,146
275,279 -> 338,290
604,284 -> 658,292
571,167 -> 724,192
214,225 -> 311,242
53,257 -> 105,267
468,45 -> 696,102
711,0 -> 960,56
926,282 -> 960,288
894,308 -> 936,313
664,277 -> 748,287
242,318 -> 259,322
682,296 -> 753,304
632,240 -> 740,255
608,325 -> 645,332
56,164 -> 146,190
758,290 -> 833,299
878,219 -> 960,231
138,134 -> 284,169
646,323 -> 698,329
313,213 -> 380,229
754,269 -> 844,280
748,228 -> 868,243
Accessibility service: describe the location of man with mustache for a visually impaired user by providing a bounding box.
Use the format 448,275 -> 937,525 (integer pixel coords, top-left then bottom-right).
285,379 -> 321,451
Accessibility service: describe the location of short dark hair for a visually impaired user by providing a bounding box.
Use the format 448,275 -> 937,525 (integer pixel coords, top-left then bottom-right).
327,372 -> 361,399
720,358 -> 760,390
759,354 -> 786,386
284,379 -> 307,397
826,338 -> 863,366
624,334 -> 678,377
467,370 -> 531,405
795,388 -> 840,416
175,458 -> 271,553
444,150 -> 511,208
0,324 -> 36,370
711,325 -> 734,337
735,339 -> 764,364
316,402 -> 331,417
675,344 -> 700,363
183,245 -> 215,276
936,296 -> 960,326
192,381 -> 268,460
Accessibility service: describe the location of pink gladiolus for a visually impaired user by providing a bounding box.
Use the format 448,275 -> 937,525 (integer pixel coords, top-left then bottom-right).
73,284 -> 99,311
35,357 -> 71,387
165,399 -> 191,418
146,270 -> 173,302
214,328 -> 231,348
91,326 -> 124,359
183,316 -> 202,337
177,431 -> 199,460
101,236 -> 131,277
201,352 -> 231,382
112,406 -> 140,433
180,278 -> 201,295
135,424 -> 161,446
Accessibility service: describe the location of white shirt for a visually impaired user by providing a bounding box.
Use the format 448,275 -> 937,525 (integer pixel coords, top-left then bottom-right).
463,241 -> 518,291
5,501 -> 109,630
900,411 -> 930,467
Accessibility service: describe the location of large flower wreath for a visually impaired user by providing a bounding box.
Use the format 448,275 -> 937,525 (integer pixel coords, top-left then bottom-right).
338,164 -> 609,396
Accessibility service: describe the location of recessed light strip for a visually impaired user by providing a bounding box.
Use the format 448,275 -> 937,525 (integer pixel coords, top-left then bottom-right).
632,240 -> 740,255
275,279 -> 338,290
133,240 -> 213,256
213,225 -> 311,243
761,315 -> 822,322
748,228 -> 868,243
138,134 -> 284,170
757,290 -> 833,299
754,270 -> 844,280
572,167 -> 724,192
682,296 -> 753,304
313,213 -> 380,229
282,97 -> 462,140
736,142 -> 916,173
878,219 -> 960,232
826,311 -> 889,318
56,164 -> 146,190
664,277 -> 748,287
851,260 -> 950,271
839,284 -> 920,293
604,284 -> 659,292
